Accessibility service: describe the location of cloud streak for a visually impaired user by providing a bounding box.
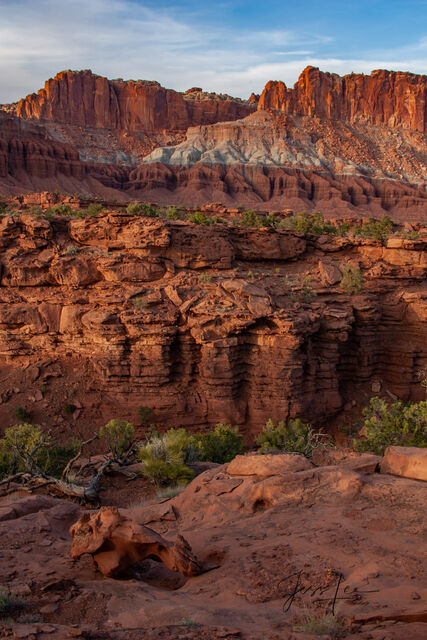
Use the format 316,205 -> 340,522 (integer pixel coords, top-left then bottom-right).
0,0 -> 425,102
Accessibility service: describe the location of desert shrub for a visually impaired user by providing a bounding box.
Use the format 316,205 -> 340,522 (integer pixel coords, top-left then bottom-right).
278,211 -> 335,235
239,209 -> 263,227
0,423 -> 44,476
256,418 -> 331,456
187,211 -> 211,225
138,405 -> 153,427
127,202 -> 158,217
299,275 -> 317,303
340,264 -> 364,294
86,202 -> 104,215
99,419 -> 135,459
0,589 -> 27,618
350,215 -> 393,244
166,206 -> 183,220
46,203 -> 74,216
0,198 -> 6,213
65,245 -> 80,256
133,297 -> 148,311
15,406 -> 31,422
199,273 -> 212,283
138,428 -> 195,486
27,205 -> 44,217
156,484 -> 187,500
63,402 -> 77,416
295,612 -> 346,638
0,424 -> 80,478
353,397 -> 427,455
37,438 -> 81,478
192,423 -> 245,464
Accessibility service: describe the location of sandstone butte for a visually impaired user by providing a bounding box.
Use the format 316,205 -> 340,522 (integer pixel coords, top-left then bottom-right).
0,66 -> 426,218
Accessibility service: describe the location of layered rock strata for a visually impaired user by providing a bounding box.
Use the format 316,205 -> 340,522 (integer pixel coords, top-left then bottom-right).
0,212 -> 425,436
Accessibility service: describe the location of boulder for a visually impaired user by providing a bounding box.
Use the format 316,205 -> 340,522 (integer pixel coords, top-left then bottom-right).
380,446 -> 427,482
226,453 -> 312,477
70,506 -> 206,578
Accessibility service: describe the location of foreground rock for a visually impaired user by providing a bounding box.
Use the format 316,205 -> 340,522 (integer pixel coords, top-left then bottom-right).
1,454 -> 426,639
381,445 -> 427,481
70,506 -> 204,577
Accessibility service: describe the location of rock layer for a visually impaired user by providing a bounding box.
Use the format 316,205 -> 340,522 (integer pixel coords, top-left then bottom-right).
258,67 -> 427,132
0,212 -> 425,436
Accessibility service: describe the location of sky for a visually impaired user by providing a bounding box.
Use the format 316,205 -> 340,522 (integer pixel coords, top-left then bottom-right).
0,0 -> 426,102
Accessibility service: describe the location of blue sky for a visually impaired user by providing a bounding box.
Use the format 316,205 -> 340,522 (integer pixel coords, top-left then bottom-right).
0,0 -> 426,102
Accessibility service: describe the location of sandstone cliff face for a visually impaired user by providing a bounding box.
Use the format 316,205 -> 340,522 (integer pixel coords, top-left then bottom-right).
258,67 -> 427,132
0,212 -> 425,436
6,70 -> 255,132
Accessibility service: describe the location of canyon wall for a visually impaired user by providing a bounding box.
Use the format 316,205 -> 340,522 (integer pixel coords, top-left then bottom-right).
258,67 -> 427,132
0,212 -> 425,437
5,70 -> 255,132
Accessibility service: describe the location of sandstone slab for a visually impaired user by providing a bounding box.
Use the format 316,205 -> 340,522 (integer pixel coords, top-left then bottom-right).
226,453 -> 312,476
380,446 -> 427,482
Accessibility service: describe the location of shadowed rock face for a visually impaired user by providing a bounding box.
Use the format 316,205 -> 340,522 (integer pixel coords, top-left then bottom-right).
70,506 -> 203,577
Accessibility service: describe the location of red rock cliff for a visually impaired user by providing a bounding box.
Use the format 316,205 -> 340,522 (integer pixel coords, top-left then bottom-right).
258,67 -> 427,132
9,70 -> 256,132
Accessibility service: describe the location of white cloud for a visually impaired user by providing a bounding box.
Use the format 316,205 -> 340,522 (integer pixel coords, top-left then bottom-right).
0,0 -> 425,103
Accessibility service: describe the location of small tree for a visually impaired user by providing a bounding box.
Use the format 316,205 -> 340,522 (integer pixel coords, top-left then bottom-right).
256,418 -> 332,457
99,419 -> 135,459
354,397 -> 427,455
192,423 -> 245,463
340,264 -> 364,295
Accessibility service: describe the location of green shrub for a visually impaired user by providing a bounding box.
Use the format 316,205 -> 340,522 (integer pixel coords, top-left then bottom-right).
295,612 -> 346,638
46,203 -> 74,216
86,202 -> 104,215
239,209 -> 263,227
199,273 -> 212,283
0,198 -> 6,213
350,216 -> 393,244
138,405 -> 153,427
133,297 -> 148,310
279,211 -> 336,235
187,211 -> 211,225
340,264 -> 364,294
256,418 -> 331,456
27,205 -> 44,217
354,397 -> 427,455
63,402 -> 77,416
0,423 -> 45,475
192,423 -> 245,463
15,406 -> 31,422
166,206 -> 183,220
99,419 -> 135,459
138,428 -> 195,486
127,202 -> 158,217
65,245 -> 80,256
0,589 -> 26,618
37,438 -> 81,478
0,424 -> 80,479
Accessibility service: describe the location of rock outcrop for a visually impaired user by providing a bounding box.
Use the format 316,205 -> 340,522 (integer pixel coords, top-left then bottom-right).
380,445 -> 427,481
70,506 -> 204,577
6,69 -> 255,132
1,67 -> 426,219
0,211 -> 425,436
258,66 -> 427,132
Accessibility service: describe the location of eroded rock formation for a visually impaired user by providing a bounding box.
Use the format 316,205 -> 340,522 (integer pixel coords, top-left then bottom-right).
0,211 -> 425,436
70,506 -> 203,577
258,67 -> 427,132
